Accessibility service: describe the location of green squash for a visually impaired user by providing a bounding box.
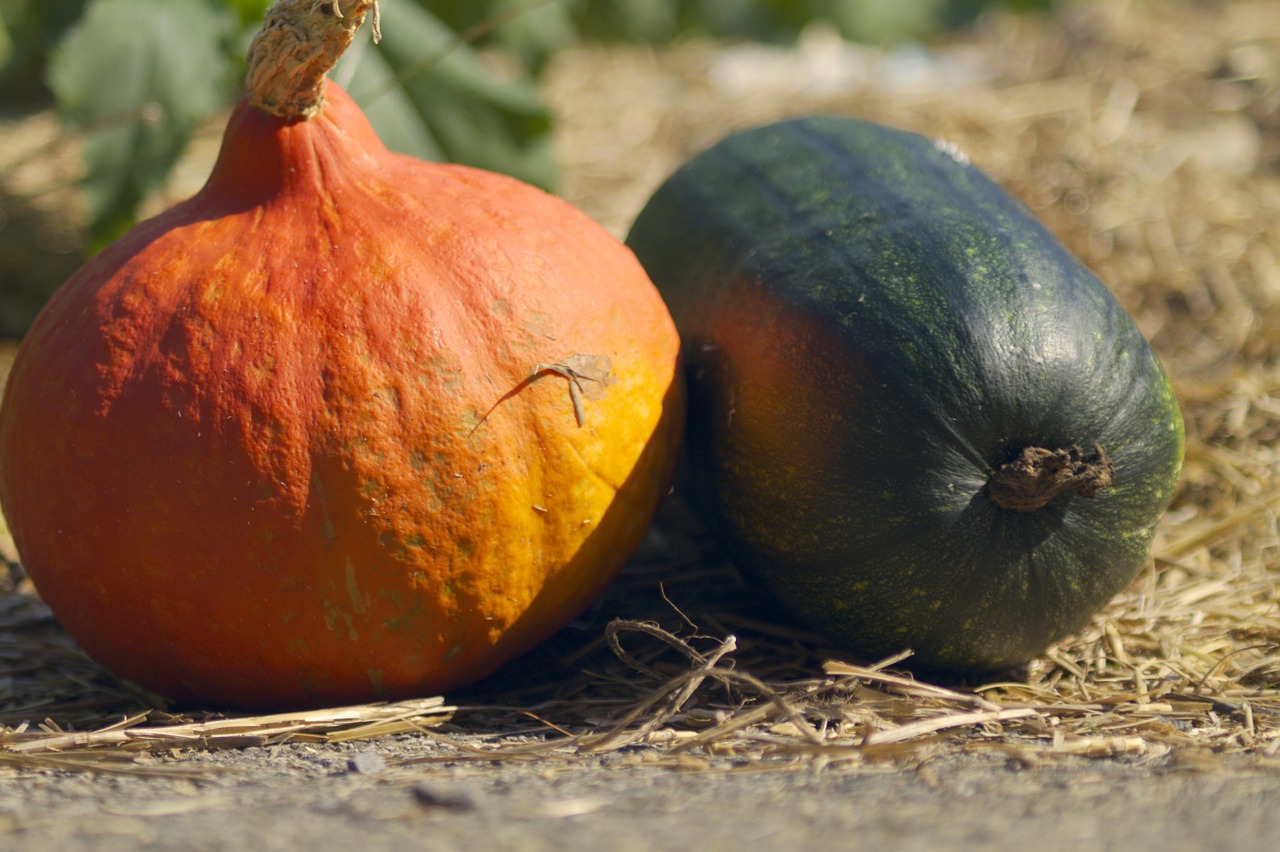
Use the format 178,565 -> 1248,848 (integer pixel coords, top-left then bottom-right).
626,115 -> 1184,676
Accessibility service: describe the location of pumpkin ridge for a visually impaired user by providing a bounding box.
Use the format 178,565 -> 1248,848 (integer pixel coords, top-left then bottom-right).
0,2 -> 682,708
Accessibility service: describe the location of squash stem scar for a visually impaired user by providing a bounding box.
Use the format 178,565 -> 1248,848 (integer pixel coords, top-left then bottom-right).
988,443 -> 1114,512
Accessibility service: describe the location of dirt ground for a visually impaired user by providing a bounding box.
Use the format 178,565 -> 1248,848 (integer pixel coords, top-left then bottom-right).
2,742 -> 1279,850
5,1 -> 1280,848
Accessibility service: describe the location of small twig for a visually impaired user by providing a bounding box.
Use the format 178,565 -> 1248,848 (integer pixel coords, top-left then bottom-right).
604,620 -> 702,680
861,708 -> 1040,747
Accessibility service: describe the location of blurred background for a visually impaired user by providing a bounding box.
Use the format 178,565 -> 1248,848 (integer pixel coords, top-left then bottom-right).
0,0 -> 1056,337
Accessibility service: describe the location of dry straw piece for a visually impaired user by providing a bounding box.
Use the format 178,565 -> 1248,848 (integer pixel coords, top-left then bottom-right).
4,0 -> 1280,774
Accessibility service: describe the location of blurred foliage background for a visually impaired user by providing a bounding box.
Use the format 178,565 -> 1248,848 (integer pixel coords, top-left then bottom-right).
0,0 -> 1055,333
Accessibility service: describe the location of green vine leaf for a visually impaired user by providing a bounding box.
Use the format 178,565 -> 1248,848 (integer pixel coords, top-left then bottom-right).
47,0 -> 236,243
334,0 -> 557,191
227,0 -> 272,28
0,13 -> 11,70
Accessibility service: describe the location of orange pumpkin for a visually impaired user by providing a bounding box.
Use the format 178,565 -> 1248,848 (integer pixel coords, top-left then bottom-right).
0,0 -> 683,709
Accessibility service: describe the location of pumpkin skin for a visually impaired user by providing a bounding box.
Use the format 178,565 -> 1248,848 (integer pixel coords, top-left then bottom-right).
626,115 -> 1183,676
0,78 -> 683,710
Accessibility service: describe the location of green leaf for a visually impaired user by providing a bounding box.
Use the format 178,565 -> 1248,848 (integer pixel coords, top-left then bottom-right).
422,0 -> 580,72
47,0 -> 236,241
227,0 -> 271,28
576,0 -> 681,42
824,0 -> 952,45
0,0 -> 88,88
334,0 -> 557,191
0,14 -> 12,70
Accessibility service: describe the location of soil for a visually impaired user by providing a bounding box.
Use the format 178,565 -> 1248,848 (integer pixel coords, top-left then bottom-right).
4,744 -> 1280,851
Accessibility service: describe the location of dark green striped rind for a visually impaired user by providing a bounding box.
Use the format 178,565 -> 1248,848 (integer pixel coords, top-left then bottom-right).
626,115 -> 1184,675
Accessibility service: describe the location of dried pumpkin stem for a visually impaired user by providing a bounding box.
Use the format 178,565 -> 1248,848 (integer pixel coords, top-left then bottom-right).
246,0 -> 381,120
987,443 -> 1114,512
